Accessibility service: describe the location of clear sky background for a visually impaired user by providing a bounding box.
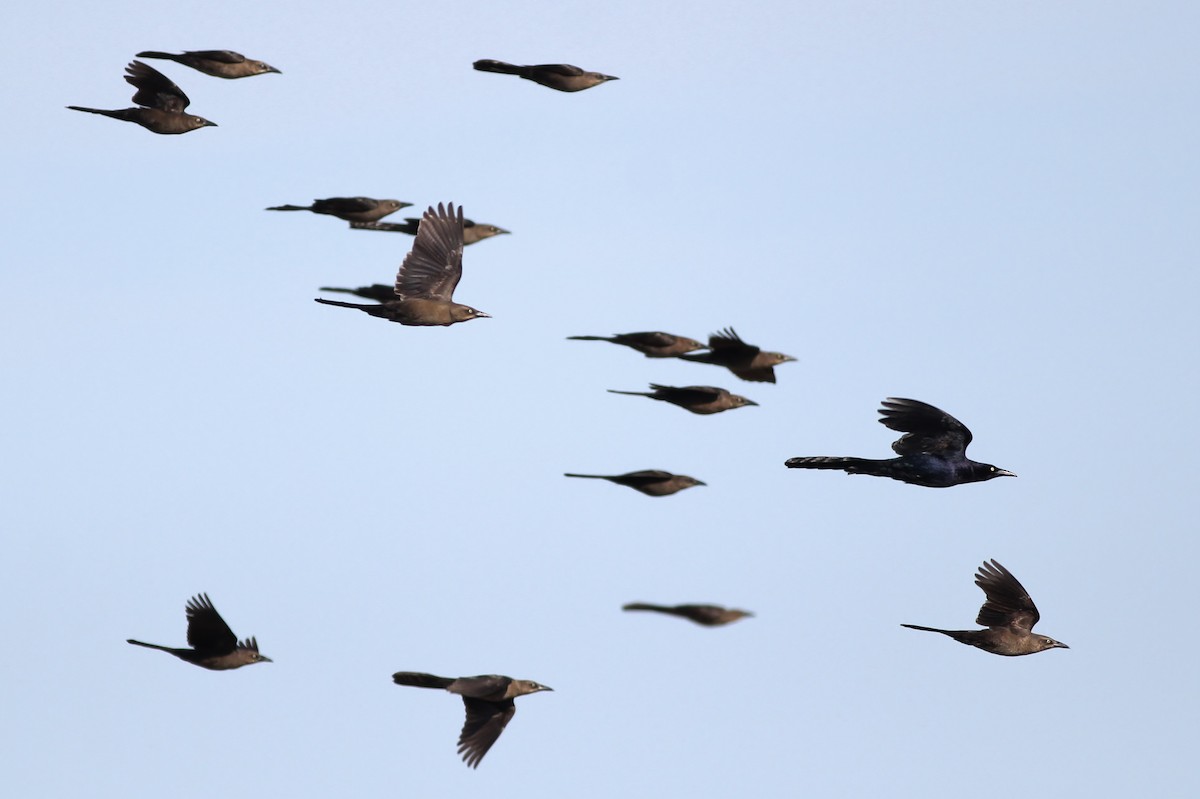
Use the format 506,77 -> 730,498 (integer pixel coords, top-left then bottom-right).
3,1 -> 1198,797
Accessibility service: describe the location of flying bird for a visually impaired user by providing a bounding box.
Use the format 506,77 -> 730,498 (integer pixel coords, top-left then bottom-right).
902,560 -> 1069,656
391,672 -> 552,768
127,593 -> 271,670
67,60 -> 217,134
473,59 -> 618,92
136,49 -> 281,78
622,603 -> 753,626
784,397 -> 1015,487
679,328 -> 796,383
350,217 -> 510,245
563,470 -> 705,496
315,203 -> 489,326
267,197 -> 410,223
607,384 -> 757,415
566,331 -> 706,358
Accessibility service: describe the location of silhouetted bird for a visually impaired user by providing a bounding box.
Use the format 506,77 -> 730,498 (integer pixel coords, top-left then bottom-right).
567,331 -> 706,358
318,284 -> 394,303
136,49 -> 281,78
902,560 -> 1068,656
680,328 -> 796,383
623,603 -> 753,626
351,218 -> 510,245
473,59 -> 618,92
392,672 -> 552,768
564,470 -> 705,496
784,397 -> 1015,487
127,593 -> 271,670
266,197 -> 410,223
608,384 -> 757,415
315,203 -> 489,326
68,60 -> 217,134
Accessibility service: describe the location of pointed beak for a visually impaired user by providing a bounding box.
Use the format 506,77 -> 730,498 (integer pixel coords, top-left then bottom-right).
477,312 -> 492,319
204,120 -> 219,127
996,468 -> 1017,478
694,480 -> 707,487
1054,641 -> 1070,650
260,655 -> 274,662
267,66 -> 282,74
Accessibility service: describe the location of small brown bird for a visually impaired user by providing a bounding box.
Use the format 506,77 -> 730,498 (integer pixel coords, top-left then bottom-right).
566,331 -> 706,358
680,328 -> 796,383
315,203 -> 489,326
68,60 -> 217,134
623,603 -> 754,627
318,284 -> 395,303
392,672 -> 552,768
267,197 -> 410,223
902,560 -> 1068,656
350,218 -> 510,246
136,49 -> 281,78
473,59 -> 618,92
564,470 -> 705,496
607,384 -> 757,415
127,593 -> 272,670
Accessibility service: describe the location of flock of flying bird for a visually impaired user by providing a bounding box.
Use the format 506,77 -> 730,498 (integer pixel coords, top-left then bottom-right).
73,48 -> 1069,770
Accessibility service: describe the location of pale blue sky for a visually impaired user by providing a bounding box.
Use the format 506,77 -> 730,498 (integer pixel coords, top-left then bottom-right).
3,2 -> 1198,797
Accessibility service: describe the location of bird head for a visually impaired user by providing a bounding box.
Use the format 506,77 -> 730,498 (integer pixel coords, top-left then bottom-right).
191,116 -> 218,129
974,463 -> 1017,482
1037,635 -> 1069,652
250,60 -> 282,75
731,396 -> 759,408
451,305 -> 491,323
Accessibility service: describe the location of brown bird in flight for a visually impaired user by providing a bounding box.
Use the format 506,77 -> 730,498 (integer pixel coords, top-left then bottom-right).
267,197 -> 411,223
473,59 -> 618,92
566,331 -> 706,358
350,217 -> 510,245
680,328 -> 796,383
127,593 -> 272,670
902,559 -> 1069,656
392,672 -> 552,768
564,470 -> 705,496
607,384 -> 757,415
623,603 -> 753,626
315,203 -> 490,326
68,60 -> 217,134
136,49 -> 281,78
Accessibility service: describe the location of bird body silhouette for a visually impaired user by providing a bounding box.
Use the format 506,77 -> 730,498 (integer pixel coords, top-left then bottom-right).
267,197 -> 410,223
350,217 -> 510,245
127,594 -> 271,670
136,49 -> 281,78
392,672 -> 552,768
680,328 -> 796,383
473,59 -> 618,92
903,560 -> 1068,656
564,470 -> 705,496
608,384 -> 757,414
623,603 -> 753,626
784,398 -> 1014,487
567,331 -> 706,358
315,203 -> 489,326
68,60 -> 217,134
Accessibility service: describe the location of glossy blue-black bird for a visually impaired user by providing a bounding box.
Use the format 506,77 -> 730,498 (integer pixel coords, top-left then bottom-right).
784,397 -> 1015,488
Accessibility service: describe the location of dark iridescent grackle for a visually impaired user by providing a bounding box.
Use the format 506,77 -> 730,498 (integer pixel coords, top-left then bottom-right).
68,60 -> 217,134
679,328 -> 796,383
136,50 -> 280,78
127,594 -> 271,670
784,397 -> 1015,487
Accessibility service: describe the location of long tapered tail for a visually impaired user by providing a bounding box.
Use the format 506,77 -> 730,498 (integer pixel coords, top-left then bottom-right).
607,389 -> 651,397
265,204 -> 311,211
126,639 -> 172,652
392,672 -> 454,689
473,59 -> 522,75
314,298 -> 372,310
623,603 -> 670,613
67,106 -> 125,119
900,624 -> 973,645
784,456 -> 884,473
563,473 -> 606,479
135,51 -> 176,61
318,287 -> 357,295
566,336 -> 611,342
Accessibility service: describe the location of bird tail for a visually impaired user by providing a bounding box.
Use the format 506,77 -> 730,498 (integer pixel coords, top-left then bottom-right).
623,603 -> 668,612
314,298 -> 372,310
67,105 -> 128,120
473,59 -> 521,75
318,287 -> 357,295
392,672 -> 454,689
135,51 -> 175,61
607,389 -> 651,397
563,473 -> 605,479
784,456 -> 882,472
566,336 -> 610,342
265,204 -> 311,211
126,639 -> 171,652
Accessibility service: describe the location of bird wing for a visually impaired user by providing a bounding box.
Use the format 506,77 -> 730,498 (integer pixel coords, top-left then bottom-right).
530,64 -> 586,76
730,365 -> 777,383
617,332 -> 679,348
653,385 -> 723,403
708,328 -> 759,358
458,697 -> 515,769
187,50 -> 246,63
125,61 -> 190,112
974,560 -> 1041,632
878,397 -> 973,457
395,203 -> 465,300
184,594 -> 238,653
